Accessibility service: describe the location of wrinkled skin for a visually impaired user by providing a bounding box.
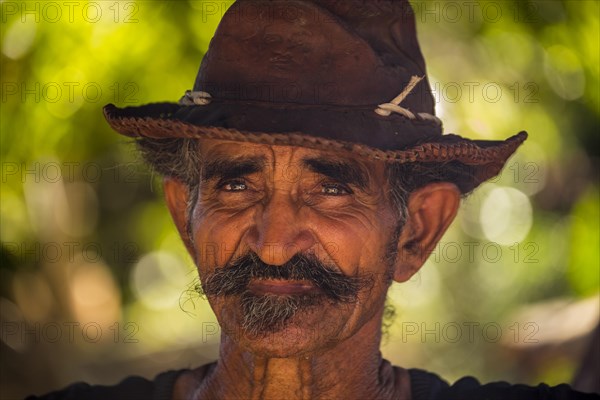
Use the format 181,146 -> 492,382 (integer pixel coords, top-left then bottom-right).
164,139 -> 460,400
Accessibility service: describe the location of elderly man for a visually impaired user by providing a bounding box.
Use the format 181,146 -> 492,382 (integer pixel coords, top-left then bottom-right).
31,0 -> 597,399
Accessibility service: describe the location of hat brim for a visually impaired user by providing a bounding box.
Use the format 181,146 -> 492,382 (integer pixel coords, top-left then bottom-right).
103,101 -> 527,193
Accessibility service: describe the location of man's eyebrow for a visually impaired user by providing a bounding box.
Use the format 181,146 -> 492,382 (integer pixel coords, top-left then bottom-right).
302,157 -> 369,190
202,156 -> 266,182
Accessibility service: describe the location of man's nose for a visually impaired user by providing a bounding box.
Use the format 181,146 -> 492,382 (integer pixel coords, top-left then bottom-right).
245,190 -> 315,266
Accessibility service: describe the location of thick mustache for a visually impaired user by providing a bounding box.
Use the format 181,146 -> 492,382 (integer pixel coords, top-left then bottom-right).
201,252 -> 372,303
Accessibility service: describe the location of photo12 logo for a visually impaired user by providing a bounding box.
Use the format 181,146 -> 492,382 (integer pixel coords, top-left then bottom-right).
1,161 -> 142,184
1,81 -> 139,104
1,2 -> 139,24
3,241 -> 139,264
1,321 -> 139,345
431,81 -> 539,104
410,1 -> 540,23
399,321 -> 539,344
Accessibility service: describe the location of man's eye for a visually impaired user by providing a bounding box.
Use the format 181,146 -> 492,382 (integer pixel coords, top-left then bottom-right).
219,180 -> 247,192
320,183 -> 352,196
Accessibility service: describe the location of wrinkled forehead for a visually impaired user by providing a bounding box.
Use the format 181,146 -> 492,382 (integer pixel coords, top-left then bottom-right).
197,138 -> 387,184
199,138 -> 373,164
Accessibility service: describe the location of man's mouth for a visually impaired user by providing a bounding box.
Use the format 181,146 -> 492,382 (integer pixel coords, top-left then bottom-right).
270,54 -> 294,69
247,279 -> 319,295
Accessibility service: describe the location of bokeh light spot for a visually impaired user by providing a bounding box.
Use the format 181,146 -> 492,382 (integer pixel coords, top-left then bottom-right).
131,251 -> 190,310
544,45 -> 586,101
2,20 -> 36,60
480,187 -> 533,245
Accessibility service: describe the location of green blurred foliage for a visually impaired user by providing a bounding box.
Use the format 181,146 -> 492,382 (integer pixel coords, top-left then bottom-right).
1,0 -> 598,398
568,187 -> 600,296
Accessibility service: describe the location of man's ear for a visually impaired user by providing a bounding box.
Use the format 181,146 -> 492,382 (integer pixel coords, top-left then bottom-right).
163,177 -> 196,258
393,182 -> 461,283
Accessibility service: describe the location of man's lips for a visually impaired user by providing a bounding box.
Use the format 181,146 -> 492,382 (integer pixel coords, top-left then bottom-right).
270,54 -> 295,69
247,279 -> 319,295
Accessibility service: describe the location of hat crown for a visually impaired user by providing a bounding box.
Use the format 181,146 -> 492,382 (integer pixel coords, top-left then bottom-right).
104,0 -> 527,194
194,0 -> 435,114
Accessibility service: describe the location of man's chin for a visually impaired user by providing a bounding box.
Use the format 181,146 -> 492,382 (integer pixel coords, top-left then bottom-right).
219,295 -> 350,357
237,322 -> 327,358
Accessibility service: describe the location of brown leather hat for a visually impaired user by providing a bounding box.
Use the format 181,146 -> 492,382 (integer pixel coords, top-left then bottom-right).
103,0 -> 527,192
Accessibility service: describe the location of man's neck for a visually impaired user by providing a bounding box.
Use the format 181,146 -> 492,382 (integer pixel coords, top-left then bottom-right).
175,313 -> 412,400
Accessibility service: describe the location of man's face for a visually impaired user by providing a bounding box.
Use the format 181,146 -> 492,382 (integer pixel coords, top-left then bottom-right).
181,139 -> 402,357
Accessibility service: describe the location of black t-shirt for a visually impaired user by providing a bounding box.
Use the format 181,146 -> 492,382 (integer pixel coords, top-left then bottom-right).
27,367 -> 599,400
